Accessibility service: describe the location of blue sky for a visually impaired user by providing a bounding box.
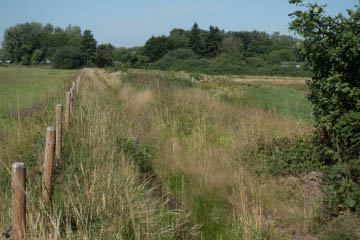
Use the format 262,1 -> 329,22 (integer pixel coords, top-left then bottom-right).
0,0 -> 357,48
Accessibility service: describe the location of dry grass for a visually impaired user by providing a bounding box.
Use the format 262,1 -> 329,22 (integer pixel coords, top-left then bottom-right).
94,69 -> 318,239
0,68 -> 198,239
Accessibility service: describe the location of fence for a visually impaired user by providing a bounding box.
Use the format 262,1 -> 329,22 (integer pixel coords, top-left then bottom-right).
4,69 -> 85,240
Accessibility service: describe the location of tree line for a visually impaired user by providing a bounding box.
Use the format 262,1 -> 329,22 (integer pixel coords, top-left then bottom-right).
0,22 -> 310,76
113,22 -> 311,76
0,22 -> 114,68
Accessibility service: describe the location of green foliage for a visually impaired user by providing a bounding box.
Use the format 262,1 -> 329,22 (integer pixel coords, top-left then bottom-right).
204,26 -> 222,57
257,136 -> 323,176
115,136 -> 155,173
153,50 -> 209,72
2,22 -> 84,65
31,49 -> 44,65
52,46 -> 83,69
321,162 -> 360,216
188,22 -> 203,55
80,29 -> 97,66
289,0 -> 360,214
21,54 -> 31,65
94,44 -> 114,68
143,35 -> 174,62
117,22 -> 309,77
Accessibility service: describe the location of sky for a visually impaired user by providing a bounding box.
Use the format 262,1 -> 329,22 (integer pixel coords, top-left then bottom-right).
0,0 -> 357,48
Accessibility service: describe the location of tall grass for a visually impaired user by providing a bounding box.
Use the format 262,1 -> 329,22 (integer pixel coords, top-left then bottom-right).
100,69 -> 317,239
0,68 -> 197,239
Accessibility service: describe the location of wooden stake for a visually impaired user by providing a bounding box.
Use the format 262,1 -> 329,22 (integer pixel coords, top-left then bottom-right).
55,104 -> 62,159
42,126 -> 55,205
12,162 -> 26,240
65,92 -> 71,132
70,88 -> 74,112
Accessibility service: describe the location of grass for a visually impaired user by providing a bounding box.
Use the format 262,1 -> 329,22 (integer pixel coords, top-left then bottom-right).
101,69 -> 317,239
0,67 -> 198,239
0,66 -> 78,131
0,66 -> 358,239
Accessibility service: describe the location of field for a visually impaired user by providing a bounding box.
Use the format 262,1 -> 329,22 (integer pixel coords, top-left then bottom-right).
0,66 -> 78,132
0,66 -> 358,239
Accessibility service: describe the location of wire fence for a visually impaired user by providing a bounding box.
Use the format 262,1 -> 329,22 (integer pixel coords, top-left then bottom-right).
2,69 -> 85,240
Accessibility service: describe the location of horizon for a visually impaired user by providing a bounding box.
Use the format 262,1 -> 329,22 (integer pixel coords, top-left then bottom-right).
0,0 -> 357,48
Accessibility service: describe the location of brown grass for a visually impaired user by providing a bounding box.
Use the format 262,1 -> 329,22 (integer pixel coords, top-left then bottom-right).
94,69 -> 318,239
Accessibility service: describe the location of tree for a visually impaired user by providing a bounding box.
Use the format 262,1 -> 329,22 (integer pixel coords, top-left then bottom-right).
169,28 -> 189,49
31,49 -> 44,65
53,46 -> 83,69
289,0 -> 360,213
221,37 -> 244,57
204,26 -> 222,57
188,22 -> 203,55
143,36 -> 173,62
94,44 -> 114,67
80,29 -> 97,66
2,22 -> 43,62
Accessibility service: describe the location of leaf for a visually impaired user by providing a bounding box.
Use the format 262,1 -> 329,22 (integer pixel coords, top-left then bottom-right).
345,198 -> 356,208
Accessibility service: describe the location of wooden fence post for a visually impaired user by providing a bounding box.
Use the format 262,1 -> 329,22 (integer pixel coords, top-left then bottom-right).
55,104 -> 62,159
42,126 -> 55,205
70,88 -> 74,113
65,92 -> 71,132
12,162 -> 26,240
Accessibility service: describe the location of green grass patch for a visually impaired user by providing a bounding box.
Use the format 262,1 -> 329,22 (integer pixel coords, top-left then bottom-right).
0,66 -> 78,127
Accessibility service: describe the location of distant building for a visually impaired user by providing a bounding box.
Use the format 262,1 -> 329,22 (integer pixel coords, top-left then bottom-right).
281,61 -> 301,68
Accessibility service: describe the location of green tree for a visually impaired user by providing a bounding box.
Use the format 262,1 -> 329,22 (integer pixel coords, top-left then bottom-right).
204,26 -> 222,57
143,36 -> 173,62
289,0 -> 360,213
80,29 -> 97,66
188,22 -> 203,55
94,44 -> 114,67
31,49 -> 44,65
53,46 -> 83,69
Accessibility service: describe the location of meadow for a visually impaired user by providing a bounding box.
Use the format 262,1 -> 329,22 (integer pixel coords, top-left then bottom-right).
0,66 -> 78,131
0,66 -> 358,239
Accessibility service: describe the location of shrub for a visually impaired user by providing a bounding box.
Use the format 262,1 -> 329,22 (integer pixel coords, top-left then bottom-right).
31,49 -> 44,65
289,0 -> 360,214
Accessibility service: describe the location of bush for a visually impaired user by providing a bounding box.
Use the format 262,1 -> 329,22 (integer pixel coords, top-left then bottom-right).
31,49 -> 44,65
21,54 -> 31,65
288,0 -> 360,215
52,46 -> 83,69
153,49 -> 209,72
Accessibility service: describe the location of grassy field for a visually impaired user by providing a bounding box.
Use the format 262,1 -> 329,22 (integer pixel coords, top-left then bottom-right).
0,67 -> 358,239
0,66 -> 78,131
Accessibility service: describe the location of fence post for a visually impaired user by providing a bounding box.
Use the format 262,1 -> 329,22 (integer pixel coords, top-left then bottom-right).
65,92 -> 71,132
42,126 -> 55,205
55,104 -> 62,159
12,162 -> 26,240
70,88 -> 74,113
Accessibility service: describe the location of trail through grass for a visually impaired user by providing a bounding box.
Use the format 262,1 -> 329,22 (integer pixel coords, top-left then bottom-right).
100,69 -> 318,239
